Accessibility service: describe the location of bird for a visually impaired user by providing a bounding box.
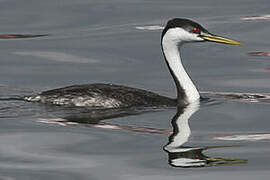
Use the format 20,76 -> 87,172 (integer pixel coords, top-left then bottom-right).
24,18 -> 242,109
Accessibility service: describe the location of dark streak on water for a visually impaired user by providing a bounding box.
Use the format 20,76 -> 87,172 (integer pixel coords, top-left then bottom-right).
0,34 -> 48,39
248,52 -> 270,57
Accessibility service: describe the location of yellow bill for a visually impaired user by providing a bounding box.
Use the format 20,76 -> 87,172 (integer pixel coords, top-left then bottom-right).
201,34 -> 243,45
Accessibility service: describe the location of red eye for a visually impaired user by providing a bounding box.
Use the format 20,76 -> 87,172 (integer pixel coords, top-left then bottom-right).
193,27 -> 200,34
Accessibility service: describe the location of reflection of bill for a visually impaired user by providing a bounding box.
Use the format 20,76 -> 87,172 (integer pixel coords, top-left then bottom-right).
164,101 -> 247,168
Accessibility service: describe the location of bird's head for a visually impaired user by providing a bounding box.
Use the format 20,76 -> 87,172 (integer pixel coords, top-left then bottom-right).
162,18 -> 242,46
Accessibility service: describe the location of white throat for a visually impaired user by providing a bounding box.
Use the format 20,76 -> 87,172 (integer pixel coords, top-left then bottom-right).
162,28 -> 200,104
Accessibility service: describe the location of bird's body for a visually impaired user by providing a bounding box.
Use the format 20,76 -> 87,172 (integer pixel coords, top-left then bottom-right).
25,83 -> 176,108
25,18 -> 241,108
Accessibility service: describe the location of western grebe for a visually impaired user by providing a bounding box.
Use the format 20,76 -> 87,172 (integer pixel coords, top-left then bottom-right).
25,18 -> 242,108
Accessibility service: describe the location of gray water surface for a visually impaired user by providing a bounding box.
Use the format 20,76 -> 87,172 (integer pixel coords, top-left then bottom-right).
1,0 -> 270,179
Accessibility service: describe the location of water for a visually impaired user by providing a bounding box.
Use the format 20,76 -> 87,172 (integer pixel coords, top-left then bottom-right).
1,0 -> 270,179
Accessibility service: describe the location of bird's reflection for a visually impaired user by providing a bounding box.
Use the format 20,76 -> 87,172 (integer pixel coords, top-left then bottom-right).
164,101 -> 247,168
36,100 -> 247,168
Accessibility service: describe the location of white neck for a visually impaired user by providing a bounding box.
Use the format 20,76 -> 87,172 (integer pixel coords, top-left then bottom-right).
162,29 -> 200,104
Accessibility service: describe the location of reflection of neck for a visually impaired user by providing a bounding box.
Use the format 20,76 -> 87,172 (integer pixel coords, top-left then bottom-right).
162,32 -> 200,104
165,101 -> 200,151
